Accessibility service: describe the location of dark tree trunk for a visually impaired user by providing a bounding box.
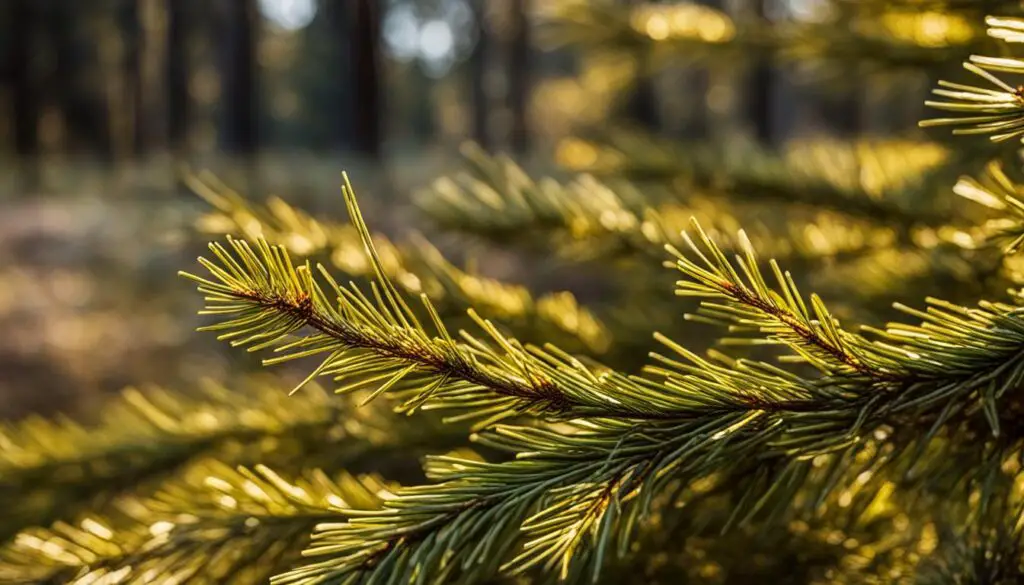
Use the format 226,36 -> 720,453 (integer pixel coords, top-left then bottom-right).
219,0 -> 258,156
748,0 -> 774,145
351,0 -> 382,159
7,0 -> 38,162
122,0 -> 145,156
824,92 -> 861,136
507,0 -> 530,154
625,63 -> 659,132
46,2 -> 113,160
167,0 -> 190,155
624,0 -> 659,132
469,3 -> 491,149
322,0 -> 353,151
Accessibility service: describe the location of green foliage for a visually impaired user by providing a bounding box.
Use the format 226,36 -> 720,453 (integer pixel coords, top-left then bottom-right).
190,171 -> 610,355
14,7 -> 1024,585
0,379 -> 344,539
921,18 -> 1024,142
419,143 -> 902,263
540,0 -> 1000,75
177,167 -> 1024,583
0,461 -> 389,584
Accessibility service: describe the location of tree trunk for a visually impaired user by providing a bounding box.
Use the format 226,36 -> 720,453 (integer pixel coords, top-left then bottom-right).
748,0 -> 774,145
507,0 -> 530,154
321,0 -> 353,151
167,0 -> 190,155
122,0 -> 145,156
219,0 -> 258,157
469,3 -> 491,149
351,0 -> 382,159
624,0 -> 659,132
7,0 -> 38,163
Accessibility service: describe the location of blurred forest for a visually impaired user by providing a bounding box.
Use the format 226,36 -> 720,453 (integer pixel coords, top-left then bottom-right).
0,0 -> 954,421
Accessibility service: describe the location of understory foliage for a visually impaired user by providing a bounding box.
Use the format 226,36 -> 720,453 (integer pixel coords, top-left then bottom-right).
11,4 -> 1024,585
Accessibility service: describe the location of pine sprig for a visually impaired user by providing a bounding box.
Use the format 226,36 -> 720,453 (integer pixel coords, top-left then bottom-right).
274,416 -> 774,585
668,220 -> 888,378
669,220 -> 1024,399
551,133 -> 955,229
954,160 -> 1024,253
0,379 -> 362,540
190,172 -> 610,353
922,16 -> 1024,142
418,143 -> 901,263
0,462 -> 389,584
183,175 -> 692,426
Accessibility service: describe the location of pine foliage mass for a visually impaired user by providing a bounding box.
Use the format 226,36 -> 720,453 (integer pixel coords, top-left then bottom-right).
13,6 -> 1024,585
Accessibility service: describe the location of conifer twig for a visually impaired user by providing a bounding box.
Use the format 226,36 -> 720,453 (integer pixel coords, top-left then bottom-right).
0,462 -> 389,584
183,175 -> 734,426
0,380 -> 354,539
190,171 -> 610,353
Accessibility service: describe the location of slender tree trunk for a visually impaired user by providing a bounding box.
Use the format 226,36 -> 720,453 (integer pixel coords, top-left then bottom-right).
507,0 -> 530,154
7,0 -> 38,164
351,0 -> 382,159
748,0 -> 773,145
322,0 -> 353,151
167,0 -> 190,155
219,0 -> 258,157
624,0 -> 659,132
49,2 -> 113,160
122,0 -> 145,156
626,60 -> 659,131
469,3 -> 491,150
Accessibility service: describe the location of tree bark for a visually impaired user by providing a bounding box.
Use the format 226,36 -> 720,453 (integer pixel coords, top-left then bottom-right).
321,0 -> 353,151
122,0 -> 146,156
748,0 -> 774,145
167,0 -> 190,155
624,0 -> 659,132
507,0 -> 530,154
351,0 -> 382,159
7,0 -> 38,162
219,0 -> 258,157
469,3 -> 491,149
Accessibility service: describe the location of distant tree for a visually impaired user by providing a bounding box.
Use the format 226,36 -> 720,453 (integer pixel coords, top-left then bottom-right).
624,0 -> 660,132
219,0 -> 259,156
508,0 -> 530,154
167,0 -> 192,155
469,2 -> 491,150
6,0 -> 38,163
748,0 -> 774,145
51,3 -> 115,160
351,0 -> 382,159
121,0 -> 145,156
319,0 -> 354,151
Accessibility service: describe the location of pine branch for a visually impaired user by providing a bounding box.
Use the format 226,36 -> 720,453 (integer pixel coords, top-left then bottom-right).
189,171 -> 610,354
183,175 -> 737,427
274,343 -> 1023,585
552,133 -> 961,229
541,0 -> 982,73
922,16 -> 1024,142
273,416 -> 772,585
0,461 -> 389,584
186,173 -> 1024,583
954,160 -> 1024,254
668,220 -> 892,378
0,379 -> 351,539
915,470 -> 1024,585
417,143 -> 901,263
